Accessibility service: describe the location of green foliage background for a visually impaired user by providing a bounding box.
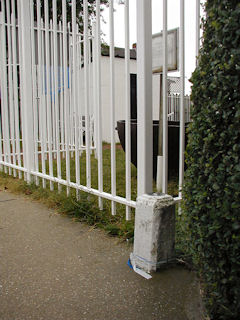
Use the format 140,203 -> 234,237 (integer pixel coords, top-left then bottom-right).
183,1 -> 240,319
38,0 -> 108,31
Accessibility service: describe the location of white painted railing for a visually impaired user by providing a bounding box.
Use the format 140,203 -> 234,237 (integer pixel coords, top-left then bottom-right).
168,94 -> 191,123
0,0 -> 200,220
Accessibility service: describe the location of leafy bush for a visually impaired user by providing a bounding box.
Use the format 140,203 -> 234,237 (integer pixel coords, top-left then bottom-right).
183,1 -> 240,319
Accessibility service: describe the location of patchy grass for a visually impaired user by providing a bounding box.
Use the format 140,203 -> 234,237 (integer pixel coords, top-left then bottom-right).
0,171 -> 135,241
0,146 -> 185,249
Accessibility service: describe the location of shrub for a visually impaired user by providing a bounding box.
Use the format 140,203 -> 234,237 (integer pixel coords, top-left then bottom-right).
183,1 -> 240,319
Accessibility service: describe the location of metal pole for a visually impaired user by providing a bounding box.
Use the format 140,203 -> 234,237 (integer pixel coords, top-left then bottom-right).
162,0 -> 168,194
96,0 -> 103,210
6,0 -> 16,177
156,74 -> 163,192
59,21 -> 65,155
39,16 -> 47,188
83,0 -> 91,188
19,0 -> 35,183
30,0 -> 39,185
157,0 -> 168,194
45,0 -> 54,191
137,0 -> 153,196
62,0 -> 71,195
179,0 -> 185,199
0,1 -> 11,175
53,0 -> 62,191
109,0 -> 116,215
72,0 -> 80,199
124,0 -> 131,220
11,0 -> 22,178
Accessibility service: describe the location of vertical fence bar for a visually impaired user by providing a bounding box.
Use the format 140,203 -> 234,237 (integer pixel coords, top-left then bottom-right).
96,0 -> 103,210
1,0 -> 11,174
50,20 -> 56,160
68,22 -> 74,155
6,0 -> 16,176
124,0 -> 131,220
92,23 -> 97,159
83,0 -> 91,188
11,0 -> 22,178
179,0 -> 185,199
30,0 -> 39,185
78,34 -> 84,154
92,24 -> 98,159
44,0 -> 54,191
137,0 -> 153,196
72,0 -> 80,199
37,4 -> 46,187
76,26 -> 82,156
18,0 -> 34,183
59,21 -> 65,155
88,31 -> 93,154
172,94 -> 175,121
162,0 -> 168,194
174,95 -> 177,121
53,0 -> 62,191
62,0 -> 70,195
157,73 -> 163,192
109,0 -> 116,215
42,17 -> 48,168
196,0 -> 200,66
17,0 -> 26,178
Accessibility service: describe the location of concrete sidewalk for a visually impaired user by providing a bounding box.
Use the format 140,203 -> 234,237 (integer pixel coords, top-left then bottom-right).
0,190 -> 203,320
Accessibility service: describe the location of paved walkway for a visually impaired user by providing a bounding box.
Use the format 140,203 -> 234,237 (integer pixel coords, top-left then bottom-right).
0,190 -> 203,320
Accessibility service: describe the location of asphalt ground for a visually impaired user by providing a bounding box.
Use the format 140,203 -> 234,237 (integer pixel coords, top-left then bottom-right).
0,190 -> 204,320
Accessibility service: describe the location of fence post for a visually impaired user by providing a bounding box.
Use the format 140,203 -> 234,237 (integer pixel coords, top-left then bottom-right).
131,0 -> 175,274
18,0 -> 34,182
136,0 -> 153,197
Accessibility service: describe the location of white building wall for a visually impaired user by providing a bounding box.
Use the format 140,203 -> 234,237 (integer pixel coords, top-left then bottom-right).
78,56 -> 160,143
100,56 -> 161,142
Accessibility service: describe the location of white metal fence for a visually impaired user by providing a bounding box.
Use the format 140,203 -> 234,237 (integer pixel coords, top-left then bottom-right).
0,0 -> 200,220
168,94 -> 191,122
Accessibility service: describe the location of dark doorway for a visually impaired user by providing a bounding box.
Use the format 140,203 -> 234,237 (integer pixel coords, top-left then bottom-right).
130,73 -> 137,119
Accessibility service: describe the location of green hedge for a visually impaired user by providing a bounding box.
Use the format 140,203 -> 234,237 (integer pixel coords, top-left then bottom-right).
183,1 -> 240,319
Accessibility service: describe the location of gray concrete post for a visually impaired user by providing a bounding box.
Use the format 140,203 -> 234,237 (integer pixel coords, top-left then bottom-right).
130,194 -> 175,273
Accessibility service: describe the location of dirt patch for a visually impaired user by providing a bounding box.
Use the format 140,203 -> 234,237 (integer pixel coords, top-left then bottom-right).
103,144 -> 123,150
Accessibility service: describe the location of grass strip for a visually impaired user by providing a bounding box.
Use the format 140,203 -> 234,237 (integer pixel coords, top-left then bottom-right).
0,146 -> 188,253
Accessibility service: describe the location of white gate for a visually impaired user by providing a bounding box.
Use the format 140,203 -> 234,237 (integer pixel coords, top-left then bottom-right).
0,0 -> 201,220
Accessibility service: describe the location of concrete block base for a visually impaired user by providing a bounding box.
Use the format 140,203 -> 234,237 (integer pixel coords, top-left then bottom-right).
131,193 -> 175,273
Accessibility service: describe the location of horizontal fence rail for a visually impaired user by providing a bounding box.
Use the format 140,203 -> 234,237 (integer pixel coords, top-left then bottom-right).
0,0 -> 200,220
